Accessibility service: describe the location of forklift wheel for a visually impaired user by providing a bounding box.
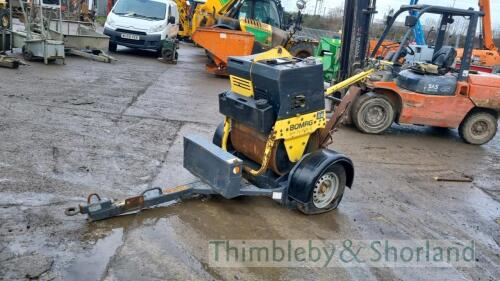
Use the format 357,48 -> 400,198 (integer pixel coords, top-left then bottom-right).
288,149 -> 349,215
351,92 -> 395,134
212,122 -> 233,151
459,111 -> 498,145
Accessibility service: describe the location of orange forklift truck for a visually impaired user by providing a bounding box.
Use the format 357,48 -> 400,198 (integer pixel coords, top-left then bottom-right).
350,4 -> 500,145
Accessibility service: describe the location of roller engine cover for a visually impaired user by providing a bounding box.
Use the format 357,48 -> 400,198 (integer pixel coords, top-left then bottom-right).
220,56 -> 325,133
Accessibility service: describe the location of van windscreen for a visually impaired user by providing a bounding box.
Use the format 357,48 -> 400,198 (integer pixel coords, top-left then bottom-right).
113,0 -> 166,20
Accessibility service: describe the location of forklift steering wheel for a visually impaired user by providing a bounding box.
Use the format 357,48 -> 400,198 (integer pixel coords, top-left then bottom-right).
406,45 -> 415,56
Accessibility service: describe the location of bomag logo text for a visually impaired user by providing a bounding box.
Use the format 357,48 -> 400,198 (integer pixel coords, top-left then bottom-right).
290,120 -> 314,131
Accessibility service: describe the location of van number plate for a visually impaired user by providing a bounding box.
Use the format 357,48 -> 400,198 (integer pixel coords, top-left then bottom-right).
121,33 -> 140,40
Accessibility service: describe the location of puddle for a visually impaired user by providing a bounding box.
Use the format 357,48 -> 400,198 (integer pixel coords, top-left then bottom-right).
139,217 -> 212,277
63,228 -> 124,281
465,188 -> 499,222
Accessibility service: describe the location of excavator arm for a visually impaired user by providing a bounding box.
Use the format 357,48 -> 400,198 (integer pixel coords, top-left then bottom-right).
177,0 -> 243,37
199,0 -> 242,16
479,0 -> 498,52
176,0 -> 191,38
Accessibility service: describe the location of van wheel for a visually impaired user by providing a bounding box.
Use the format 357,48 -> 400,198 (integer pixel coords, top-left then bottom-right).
459,111 -> 498,145
351,93 -> 395,134
108,42 -> 117,52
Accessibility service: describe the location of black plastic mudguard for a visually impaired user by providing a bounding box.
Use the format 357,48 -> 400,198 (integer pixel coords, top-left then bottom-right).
287,149 -> 354,204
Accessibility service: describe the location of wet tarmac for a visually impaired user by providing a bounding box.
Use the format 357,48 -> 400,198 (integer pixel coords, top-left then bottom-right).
0,43 -> 499,281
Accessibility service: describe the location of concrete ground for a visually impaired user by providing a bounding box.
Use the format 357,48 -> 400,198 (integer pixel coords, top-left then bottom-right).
0,43 -> 499,281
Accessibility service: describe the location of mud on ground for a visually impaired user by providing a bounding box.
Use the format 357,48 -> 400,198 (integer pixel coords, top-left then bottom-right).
0,44 -> 499,281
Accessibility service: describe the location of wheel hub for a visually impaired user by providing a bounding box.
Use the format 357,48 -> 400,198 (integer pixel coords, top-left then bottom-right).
312,172 -> 339,209
364,105 -> 385,126
471,120 -> 489,137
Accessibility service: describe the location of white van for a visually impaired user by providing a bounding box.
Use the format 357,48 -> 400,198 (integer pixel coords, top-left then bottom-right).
104,0 -> 179,53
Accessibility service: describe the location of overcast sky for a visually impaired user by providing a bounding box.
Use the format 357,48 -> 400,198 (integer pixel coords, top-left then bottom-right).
282,0 -> 500,26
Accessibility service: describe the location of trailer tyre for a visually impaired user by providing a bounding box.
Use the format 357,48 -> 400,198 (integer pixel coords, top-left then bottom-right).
459,111 -> 498,145
351,93 -> 395,134
289,149 -> 349,215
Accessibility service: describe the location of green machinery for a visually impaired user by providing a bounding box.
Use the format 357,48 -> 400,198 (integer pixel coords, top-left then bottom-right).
315,37 -> 342,84
158,38 -> 179,64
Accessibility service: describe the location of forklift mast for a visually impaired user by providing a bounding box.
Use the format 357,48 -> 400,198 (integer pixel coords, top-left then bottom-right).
339,0 -> 377,81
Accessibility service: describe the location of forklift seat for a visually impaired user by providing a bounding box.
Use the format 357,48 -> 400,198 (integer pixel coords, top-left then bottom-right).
397,46 -> 458,95
410,46 -> 457,75
396,70 -> 457,96
431,46 -> 457,70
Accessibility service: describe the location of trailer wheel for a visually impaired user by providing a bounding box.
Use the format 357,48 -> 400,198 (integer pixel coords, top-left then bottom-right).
351,92 -> 395,134
288,149 -> 348,215
459,111 -> 498,145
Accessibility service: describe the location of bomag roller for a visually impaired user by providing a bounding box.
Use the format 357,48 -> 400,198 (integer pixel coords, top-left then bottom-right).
65,47 -> 362,221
